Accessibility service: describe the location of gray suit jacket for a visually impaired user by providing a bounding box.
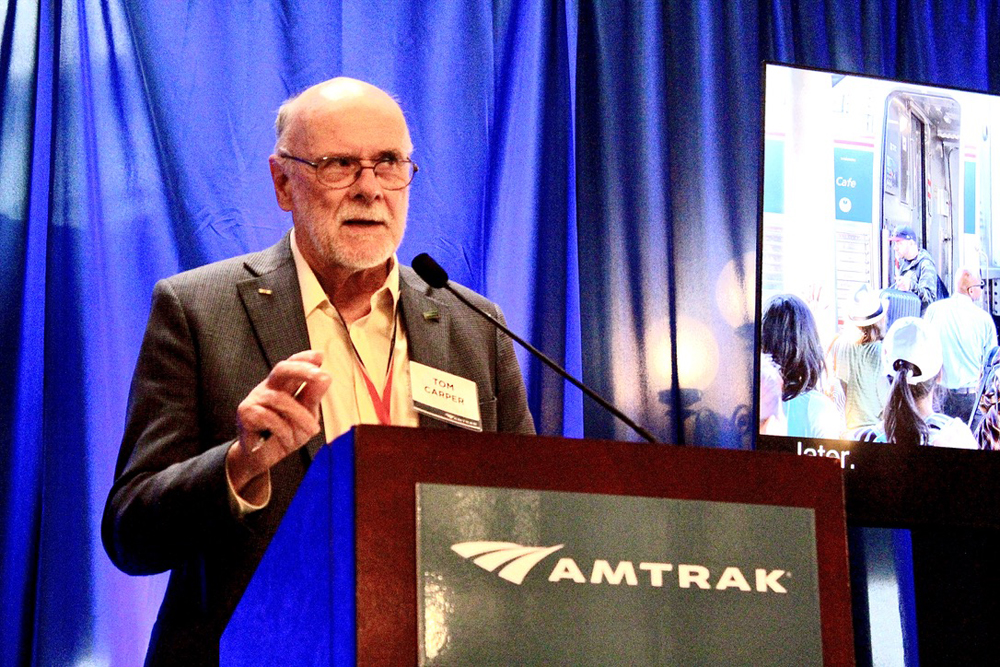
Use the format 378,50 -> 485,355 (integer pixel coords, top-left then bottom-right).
101,233 -> 534,665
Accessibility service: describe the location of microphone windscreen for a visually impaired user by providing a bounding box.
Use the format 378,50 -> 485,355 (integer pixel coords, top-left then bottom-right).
412,253 -> 449,288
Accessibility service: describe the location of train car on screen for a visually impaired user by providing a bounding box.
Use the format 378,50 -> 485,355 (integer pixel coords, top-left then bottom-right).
760,63 -> 999,345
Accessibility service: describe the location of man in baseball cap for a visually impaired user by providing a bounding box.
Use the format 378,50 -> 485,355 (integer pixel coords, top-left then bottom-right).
890,225 -> 938,314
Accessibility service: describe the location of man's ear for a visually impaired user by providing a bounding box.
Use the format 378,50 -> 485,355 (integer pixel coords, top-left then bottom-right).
269,156 -> 294,211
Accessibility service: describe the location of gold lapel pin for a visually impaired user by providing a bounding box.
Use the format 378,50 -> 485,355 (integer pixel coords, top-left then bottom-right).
258,288 -> 273,295
423,309 -> 439,321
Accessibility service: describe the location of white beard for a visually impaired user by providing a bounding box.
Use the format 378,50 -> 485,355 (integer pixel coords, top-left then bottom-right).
295,199 -> 405,272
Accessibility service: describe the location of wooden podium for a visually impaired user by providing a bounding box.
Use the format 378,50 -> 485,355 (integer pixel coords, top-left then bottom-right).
222,426 -> 853,665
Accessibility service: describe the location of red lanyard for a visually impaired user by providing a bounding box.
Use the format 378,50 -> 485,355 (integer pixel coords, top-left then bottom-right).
334,304 -> 397,426
358,359 -> 394,425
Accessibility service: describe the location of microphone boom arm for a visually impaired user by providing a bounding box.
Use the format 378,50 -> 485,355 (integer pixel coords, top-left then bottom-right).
438,282 -> 659,444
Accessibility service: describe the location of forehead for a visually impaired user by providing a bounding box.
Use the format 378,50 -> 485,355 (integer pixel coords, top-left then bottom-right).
287,94 -> 412,157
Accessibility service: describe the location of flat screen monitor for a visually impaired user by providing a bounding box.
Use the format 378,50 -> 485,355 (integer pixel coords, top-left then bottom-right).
754,62 -> 1000,528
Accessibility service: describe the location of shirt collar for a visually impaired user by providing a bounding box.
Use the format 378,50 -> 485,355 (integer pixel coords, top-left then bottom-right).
290,228 -> 400,317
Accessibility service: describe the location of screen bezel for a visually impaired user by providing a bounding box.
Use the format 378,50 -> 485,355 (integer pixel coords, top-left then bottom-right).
752,61 -> 1000,529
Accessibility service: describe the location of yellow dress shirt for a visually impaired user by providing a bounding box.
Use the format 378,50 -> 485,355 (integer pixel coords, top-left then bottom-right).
228,231 -> 420,513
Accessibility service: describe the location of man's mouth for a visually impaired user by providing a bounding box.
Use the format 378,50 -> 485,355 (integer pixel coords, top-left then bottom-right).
343,218 -> 384,227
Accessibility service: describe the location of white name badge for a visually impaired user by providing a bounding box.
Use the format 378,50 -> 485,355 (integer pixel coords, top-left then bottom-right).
410,361 -> 482,432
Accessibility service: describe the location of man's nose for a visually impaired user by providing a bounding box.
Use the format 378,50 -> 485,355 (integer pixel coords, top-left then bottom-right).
349,166 -> 383,201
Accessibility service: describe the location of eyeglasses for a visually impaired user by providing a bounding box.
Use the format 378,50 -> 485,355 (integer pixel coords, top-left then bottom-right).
278,153 -> 418,190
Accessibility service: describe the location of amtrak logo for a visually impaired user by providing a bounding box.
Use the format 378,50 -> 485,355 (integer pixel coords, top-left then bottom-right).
452,541 -> 790,593
451,541 -> 565,585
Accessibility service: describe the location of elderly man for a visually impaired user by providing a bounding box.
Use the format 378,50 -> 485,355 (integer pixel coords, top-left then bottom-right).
891,225 -> 939,314
102,78 -> 534,665
924,266 -> 998,421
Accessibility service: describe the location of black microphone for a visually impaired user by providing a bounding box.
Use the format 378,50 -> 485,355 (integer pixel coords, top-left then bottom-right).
411,253 -> 659,444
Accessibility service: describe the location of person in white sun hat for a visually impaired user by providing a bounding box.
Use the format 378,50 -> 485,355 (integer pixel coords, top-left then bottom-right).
871,317 -> 976,448
831,285 -> 890,431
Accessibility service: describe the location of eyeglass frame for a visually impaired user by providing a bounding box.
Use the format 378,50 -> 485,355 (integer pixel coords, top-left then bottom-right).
277,152 -> 419,190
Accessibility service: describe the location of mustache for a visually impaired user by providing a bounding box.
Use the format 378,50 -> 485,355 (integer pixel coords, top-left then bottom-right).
336,203 -> 390,224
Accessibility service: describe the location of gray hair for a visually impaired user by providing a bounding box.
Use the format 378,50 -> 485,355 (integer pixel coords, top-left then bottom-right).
273,91 -> 302,151
954,265 -> 985,295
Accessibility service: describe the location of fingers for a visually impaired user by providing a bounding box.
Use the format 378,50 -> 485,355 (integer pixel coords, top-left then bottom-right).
289,370 -> 330,409
264,355 -> 330,409
228,351 -> 332,495
241,392 -> 318,448
263,354 -> 324,393
246,369 -> 328,436
235,352 -> 332,467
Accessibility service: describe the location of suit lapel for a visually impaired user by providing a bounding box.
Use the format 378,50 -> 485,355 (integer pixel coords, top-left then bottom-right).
236,253 -> 455,441
398,267 -> 453,430
236,233 -> 326,456
237,246 -> 310,369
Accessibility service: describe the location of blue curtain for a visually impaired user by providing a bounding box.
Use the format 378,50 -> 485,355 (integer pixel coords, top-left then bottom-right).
2,0 -> 997,663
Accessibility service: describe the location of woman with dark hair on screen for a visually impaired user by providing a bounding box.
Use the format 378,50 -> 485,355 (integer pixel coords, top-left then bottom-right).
873,317 -> 976,448
761,294 -> 842,438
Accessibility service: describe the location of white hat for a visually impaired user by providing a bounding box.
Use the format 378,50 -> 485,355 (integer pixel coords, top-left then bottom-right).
882,317 -> 942,384
848,285 -> 886,326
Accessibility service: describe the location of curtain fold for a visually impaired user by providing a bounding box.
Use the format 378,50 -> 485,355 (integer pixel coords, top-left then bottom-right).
2,2 -> 49,663
484,0 -> 579,436
2,0 -> 997,663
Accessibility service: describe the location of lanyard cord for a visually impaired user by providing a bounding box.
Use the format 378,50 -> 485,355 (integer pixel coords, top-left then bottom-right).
333,302 -> 398,426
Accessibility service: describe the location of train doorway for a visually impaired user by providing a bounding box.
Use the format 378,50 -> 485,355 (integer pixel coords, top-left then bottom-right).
881,92 -> 962,294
